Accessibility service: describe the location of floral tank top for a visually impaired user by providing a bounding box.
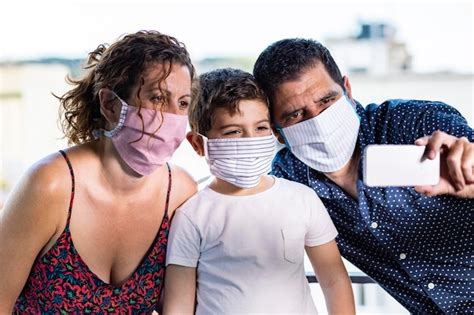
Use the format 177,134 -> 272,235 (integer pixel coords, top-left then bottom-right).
14,150 -> 172,314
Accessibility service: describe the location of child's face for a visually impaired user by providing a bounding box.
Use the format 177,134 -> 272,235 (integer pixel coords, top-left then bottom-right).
207,99 -> 272,139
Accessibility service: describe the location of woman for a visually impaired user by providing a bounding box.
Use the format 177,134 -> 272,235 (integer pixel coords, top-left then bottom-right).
0,30 -> 197,313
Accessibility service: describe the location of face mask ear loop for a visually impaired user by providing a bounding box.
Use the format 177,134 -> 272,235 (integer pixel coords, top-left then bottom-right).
342,91 -> 361,123
93,91 -> 129,138
275,125 -> 292,150
196,133 -> 209,159
104,92 -> 129,138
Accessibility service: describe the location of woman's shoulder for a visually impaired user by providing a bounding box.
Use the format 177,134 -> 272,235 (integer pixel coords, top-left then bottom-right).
167,164 -> 198,211
169,164 -> 197,189
15,151 -> 74,217
1,150 -> 74,241
21,151 -> 73,198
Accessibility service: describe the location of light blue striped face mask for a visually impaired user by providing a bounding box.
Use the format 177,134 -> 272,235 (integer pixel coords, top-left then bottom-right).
200,134 -> 277,188
278,95 -> 360,173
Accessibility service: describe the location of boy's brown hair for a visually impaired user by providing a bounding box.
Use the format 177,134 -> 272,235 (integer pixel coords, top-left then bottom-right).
189,68 -> 268,135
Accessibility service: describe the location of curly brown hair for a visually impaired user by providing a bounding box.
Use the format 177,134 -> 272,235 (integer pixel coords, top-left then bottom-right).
57,30 -> 195,145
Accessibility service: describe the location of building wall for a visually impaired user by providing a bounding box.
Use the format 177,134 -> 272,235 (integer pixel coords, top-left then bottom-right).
349,73 -> 473,125
0,64 -> 69,198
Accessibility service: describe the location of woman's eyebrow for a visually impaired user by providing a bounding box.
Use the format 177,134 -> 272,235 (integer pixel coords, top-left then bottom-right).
144,87 -> 191,99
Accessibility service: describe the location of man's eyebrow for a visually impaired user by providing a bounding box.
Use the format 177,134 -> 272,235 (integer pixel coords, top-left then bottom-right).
279,90 -> 340,120
316,90 -> 339,102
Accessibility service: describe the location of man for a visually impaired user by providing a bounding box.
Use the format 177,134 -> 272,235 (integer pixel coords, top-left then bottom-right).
253,38 -> 473,314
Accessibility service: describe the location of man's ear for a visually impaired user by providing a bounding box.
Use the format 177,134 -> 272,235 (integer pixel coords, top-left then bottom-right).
98,88 -> 121,126
186,131 -> 205,156
342,76 -> 354,103
272,125 -> 285,145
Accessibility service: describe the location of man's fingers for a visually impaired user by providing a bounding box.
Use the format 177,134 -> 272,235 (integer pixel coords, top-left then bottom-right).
415,184 -> 443,197
461,140 -> 474,184
414,185 -> 432,195
414,136 -> 429,146
446,139 -> 467,190
424,131 -> 455,159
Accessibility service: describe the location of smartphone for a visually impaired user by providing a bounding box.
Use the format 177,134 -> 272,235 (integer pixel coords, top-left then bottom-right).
363,144 -> 440,187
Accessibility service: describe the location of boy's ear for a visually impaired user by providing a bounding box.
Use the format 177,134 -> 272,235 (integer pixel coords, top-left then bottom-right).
272,126 -> 285,145
98,88 -> 121,125
186,131 -> 205,156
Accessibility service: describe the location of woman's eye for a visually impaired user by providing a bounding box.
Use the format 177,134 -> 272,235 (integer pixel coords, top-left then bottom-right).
151,95 -> 165,104
179,100 -> 189,110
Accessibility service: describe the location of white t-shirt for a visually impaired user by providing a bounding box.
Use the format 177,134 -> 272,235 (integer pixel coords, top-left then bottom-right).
166,177 -> 338,314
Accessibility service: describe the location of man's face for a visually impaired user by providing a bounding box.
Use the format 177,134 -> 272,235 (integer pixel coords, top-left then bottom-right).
272,62 -> 349,129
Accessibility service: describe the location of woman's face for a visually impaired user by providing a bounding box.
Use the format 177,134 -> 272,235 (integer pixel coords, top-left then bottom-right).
127,62 -> 192,115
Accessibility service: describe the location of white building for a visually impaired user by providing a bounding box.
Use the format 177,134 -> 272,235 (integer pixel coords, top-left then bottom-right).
0,63 -> 69,202
325,23 -> 412,76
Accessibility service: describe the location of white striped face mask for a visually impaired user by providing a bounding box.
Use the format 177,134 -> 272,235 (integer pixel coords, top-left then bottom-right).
278,95 -> 360,173
201,134 -> 277,188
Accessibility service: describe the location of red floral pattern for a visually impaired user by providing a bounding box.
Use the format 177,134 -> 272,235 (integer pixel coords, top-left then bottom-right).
13,151 -> 171,314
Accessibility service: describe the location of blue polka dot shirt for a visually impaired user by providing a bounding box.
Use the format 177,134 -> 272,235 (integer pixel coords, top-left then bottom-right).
272,100 -> 474,314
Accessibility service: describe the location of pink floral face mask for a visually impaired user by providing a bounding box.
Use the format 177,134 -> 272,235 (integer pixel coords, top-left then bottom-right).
95,92 -> 188,176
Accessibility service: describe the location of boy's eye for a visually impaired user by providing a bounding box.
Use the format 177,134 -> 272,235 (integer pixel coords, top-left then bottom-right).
223,129 -> 241,136
257,125 -> 270,131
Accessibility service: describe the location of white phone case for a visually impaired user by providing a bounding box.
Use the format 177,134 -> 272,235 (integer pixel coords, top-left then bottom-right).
363,144 -> 440,187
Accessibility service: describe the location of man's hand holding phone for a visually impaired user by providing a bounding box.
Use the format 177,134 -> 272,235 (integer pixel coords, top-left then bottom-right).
414,131 -> 474,198
363,145 -> 440,188
363,131 -> 473,198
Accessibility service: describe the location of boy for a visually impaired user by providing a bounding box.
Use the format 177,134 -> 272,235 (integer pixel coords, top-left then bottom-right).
163,68 -> 355,314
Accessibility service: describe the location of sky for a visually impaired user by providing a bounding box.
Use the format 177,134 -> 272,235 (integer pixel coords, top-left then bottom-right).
0,0 -> 473,73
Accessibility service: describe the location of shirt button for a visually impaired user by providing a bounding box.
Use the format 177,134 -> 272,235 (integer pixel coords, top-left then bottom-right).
399,253 -> 407,260
370,222 -> 378,229
428,283 -> 435,290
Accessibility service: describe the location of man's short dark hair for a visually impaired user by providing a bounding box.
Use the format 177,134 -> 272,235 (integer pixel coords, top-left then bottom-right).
189,68 -> 268,135
253,38 -> 344,108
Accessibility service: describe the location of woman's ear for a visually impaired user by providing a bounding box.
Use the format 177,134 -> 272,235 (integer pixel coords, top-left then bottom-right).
186,131 -> 205,156
98,88 -> 121,126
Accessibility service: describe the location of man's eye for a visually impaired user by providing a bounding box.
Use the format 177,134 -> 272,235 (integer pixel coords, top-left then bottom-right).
321,97 -> 336,105
286,110 -> 303,122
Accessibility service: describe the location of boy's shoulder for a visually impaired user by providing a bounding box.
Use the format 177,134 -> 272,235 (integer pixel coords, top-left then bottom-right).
274,176 -> 317,194
175,184 -> 227,219
272,177 -> 322,206
176,186 -> 211,210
